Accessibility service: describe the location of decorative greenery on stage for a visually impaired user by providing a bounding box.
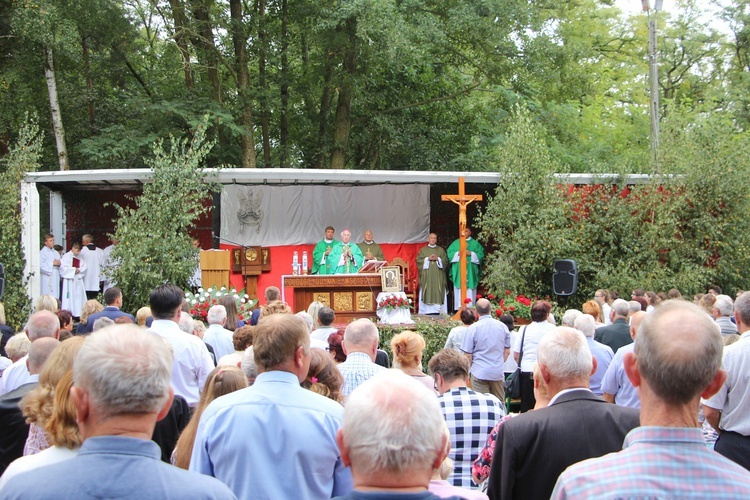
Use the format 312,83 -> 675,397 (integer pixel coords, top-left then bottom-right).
378,318 -> 458,366
478,107 -> 750,304
0,118 -> 40,329
108,120 -> 219,313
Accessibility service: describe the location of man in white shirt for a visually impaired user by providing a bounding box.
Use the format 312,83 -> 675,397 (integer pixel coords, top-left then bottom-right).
0,311 -> 60,396
203,305 -> 235,361
147,284 -> 213,406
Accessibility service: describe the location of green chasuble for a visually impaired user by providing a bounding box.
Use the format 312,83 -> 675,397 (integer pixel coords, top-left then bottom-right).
329,243 -> 364,274
416,244 -> 448,305
357,241 -> 385,262
446,237 -> 485,289
312,239 -> 341,275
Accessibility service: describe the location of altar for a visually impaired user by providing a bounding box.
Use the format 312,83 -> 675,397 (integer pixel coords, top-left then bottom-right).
282,274 -> 382,322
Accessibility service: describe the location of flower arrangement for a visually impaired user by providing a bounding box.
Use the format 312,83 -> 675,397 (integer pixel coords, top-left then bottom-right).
377,293 -> 412,311
484,291 -> 532,320
185,287 -> 255,323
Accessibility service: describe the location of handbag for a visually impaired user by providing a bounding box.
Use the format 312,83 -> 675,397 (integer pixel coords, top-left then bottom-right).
505,325 -> 527,400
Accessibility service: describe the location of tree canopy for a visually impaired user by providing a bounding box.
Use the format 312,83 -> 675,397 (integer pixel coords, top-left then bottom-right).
1,0 -> 747,173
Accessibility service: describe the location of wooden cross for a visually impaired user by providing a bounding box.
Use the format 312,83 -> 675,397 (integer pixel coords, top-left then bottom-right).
442,177 -> 482,318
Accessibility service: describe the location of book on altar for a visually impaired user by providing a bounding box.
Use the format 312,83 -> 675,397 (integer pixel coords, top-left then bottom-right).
358,260 -> 387,273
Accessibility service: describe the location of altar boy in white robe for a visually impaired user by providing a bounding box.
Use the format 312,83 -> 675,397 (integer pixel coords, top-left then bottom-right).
60,242 -> 88,317
39,234 -> 61,299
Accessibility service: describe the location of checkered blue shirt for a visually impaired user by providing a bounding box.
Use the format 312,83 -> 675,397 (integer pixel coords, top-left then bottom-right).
439,386 -> 505,489
337,352 -> 386,399
552,426 -> 750,499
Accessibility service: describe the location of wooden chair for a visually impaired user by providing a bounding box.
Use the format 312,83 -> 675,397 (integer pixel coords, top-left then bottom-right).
389,257 -> 416,307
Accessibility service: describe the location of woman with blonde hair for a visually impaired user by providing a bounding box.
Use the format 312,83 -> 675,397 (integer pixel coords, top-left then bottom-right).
390,330 -> 435,393
21,336 -> 86,455
301,348 -> 344,403
0,371 -> 81,487
34,294 -> 59,313
135,306 -> 151,327
74,300 -> 104,333
172,366 -> 248,469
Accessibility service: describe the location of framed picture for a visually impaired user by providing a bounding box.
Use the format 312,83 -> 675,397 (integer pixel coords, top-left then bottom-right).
380,266 -> 402,292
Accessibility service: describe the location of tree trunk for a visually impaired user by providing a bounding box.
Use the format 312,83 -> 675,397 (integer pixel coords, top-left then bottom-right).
44,45 -> 69,171
230,0 -> 256,168
168,0 -> 194,90
258,0 -> 271,166
330,18 -> 357,170
313,51 -> 335,169
190,0 -> 221,102
279,0 -> 289,168
81,35 -> 95,129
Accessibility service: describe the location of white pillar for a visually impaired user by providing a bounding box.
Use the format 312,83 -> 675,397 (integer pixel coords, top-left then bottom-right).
21,181 -> 41,301
50,190 -> 65,250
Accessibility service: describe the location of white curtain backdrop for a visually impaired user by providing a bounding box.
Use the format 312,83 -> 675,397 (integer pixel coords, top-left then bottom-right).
220,184 -> 430,246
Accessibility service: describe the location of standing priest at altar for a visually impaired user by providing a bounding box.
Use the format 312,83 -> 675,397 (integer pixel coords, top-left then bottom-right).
416,233 -> 448,314
447,227 -> 484,310
329,229 -> 364,274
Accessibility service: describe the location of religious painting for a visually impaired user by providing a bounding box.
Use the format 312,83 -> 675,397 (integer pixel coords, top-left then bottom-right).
380,267 -> 401,293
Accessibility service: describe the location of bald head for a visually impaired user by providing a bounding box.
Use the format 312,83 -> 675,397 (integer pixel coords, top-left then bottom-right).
27,337 -> 60,374
26,310 -> 60,341
344,319 -> 379,356
476,298 -> 491,316
635,300 -> 723,405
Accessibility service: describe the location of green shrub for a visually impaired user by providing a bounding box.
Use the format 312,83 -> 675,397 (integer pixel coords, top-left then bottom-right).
377,318 -> 459,367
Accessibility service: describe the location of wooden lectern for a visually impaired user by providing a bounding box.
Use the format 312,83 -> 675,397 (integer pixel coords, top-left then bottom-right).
200,250 -> 231,290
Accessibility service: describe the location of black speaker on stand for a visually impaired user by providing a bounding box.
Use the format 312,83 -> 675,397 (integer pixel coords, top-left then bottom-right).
553,259 -> 578,296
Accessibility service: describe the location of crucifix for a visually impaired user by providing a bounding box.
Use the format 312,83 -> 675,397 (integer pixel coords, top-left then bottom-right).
442,177 -> 482,318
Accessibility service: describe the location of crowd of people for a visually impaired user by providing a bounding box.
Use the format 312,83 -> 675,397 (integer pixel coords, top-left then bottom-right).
2,278 -> 750,498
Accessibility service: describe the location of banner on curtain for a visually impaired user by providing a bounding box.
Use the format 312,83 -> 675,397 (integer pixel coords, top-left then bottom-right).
221,184 -> 430,246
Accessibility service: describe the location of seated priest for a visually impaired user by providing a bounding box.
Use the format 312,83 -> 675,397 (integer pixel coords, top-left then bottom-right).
330,230 -> 364,274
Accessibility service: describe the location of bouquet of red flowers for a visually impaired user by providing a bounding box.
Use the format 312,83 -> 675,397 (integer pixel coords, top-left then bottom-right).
377,293 -> 412,312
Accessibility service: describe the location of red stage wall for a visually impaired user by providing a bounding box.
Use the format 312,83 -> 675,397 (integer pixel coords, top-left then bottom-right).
220,243 -> 422,308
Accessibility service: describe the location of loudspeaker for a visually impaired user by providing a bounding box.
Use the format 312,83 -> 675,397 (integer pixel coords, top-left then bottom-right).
553,259 -> 577,296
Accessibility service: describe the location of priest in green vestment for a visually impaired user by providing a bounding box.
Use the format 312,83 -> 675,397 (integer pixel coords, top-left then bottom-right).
416,233 -> 448,314
312,226 -> 341,275
358,230 -> 386,262
447,227 -> 484,310
329,229 -> 364,274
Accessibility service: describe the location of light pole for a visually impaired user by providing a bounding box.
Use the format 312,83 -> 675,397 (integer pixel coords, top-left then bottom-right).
642,0 -> 663,173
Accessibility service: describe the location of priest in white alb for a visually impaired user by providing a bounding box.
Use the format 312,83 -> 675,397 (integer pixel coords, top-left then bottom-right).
60,242 -> 88,317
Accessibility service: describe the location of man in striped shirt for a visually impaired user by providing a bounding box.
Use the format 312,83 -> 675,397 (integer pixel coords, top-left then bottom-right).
552,300 -> 750,499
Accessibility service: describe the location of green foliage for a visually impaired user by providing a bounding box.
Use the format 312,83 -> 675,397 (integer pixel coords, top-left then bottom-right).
109,119 -> 218,313
0,117 -> 41,329
478,105 -> 750,306
377,318 -> 458,367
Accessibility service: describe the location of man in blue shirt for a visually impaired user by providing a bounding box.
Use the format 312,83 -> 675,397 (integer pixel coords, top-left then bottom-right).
460,298 -> 510,401
2,325 -> 235,499
191,313 -> 353,499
